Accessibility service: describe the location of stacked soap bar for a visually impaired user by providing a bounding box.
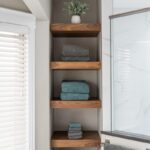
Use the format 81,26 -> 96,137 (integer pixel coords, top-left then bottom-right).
68,122 -> 82,139
61,44 -> 90,61
60,80 -> 90,100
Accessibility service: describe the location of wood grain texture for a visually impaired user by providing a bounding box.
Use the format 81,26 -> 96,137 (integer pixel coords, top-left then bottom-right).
51,23 -> 101,37
51,131 -> 101,148
50,61 -> 101,70
50,99 -> 101,108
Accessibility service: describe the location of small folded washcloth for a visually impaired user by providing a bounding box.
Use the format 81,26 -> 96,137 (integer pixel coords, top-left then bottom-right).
69,122 -> 81,128
61,81 -> 89,94
69,129 -> 82,133
68,131 -> 83,139
68,127 -> 82,131
62,45 -> 89,57
68,135 -> 82,139
104,143 -> 135,150
68,122 -> 83,139
68,131 -> 82,137
61,56 -> 90,61
60,93 -> 89,100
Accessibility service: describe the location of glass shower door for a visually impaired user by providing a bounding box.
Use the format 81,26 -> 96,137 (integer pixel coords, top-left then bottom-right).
111,8 -> 150,137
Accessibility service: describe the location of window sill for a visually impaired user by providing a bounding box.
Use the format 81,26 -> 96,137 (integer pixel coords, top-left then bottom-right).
101,131 -> 150,144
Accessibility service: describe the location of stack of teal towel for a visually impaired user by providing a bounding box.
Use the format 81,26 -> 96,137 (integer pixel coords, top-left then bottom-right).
60,80 -> 90,100
61,44 -> 90,61
68,122 -> 82,139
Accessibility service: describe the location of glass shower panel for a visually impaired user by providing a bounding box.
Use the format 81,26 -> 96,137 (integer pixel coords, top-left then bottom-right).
111,10 -> 150,137
113,0 -> 150,14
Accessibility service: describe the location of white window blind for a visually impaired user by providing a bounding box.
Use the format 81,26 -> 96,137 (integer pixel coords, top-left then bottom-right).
0,26 -> 30,150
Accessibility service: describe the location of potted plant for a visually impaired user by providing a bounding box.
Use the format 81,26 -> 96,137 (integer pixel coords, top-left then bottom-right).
64,0 -> 88,24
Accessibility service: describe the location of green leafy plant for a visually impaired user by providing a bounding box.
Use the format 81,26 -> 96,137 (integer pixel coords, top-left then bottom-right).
64,0 -> 89,16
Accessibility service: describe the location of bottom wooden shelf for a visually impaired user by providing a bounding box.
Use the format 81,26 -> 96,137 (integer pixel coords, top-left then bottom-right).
51,131 -> 101,148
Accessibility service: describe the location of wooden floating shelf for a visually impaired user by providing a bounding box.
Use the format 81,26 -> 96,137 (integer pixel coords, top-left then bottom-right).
51,99 -> 101,108
50,61 -> 101,70
51,23 -> 101,37
51,131 -> 101,148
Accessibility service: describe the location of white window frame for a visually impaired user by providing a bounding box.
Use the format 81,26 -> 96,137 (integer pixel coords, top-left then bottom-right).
0,7 -> 36,150
101,0 -> 113,132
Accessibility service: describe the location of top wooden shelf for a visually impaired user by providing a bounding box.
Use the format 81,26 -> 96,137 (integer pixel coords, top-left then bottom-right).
50,23 -> 101,37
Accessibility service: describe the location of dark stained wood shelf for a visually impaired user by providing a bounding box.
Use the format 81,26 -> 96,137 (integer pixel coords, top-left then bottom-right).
50,23 -> 101,37
51,99 -> 101,108
51,131 -> 101,148
50,61 -> 101,70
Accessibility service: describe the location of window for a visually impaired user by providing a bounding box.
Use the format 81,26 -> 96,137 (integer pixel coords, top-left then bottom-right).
111,9 -> 150,137
0,8 -> 35,150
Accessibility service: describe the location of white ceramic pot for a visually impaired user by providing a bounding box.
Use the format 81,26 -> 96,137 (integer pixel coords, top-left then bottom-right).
71,15 -> 81,24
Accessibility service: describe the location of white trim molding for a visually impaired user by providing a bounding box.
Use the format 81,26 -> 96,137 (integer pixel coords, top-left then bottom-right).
101,0 -> 113,131
0,7 -> 36,29
23,0 -> 50,20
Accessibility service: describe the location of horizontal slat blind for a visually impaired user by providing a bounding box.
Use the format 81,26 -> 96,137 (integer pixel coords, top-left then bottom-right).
0,30 -> 29,150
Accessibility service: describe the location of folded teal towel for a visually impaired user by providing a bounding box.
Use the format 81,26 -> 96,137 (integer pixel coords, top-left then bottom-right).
62,45 -> 89,57
61,81 -> 89,94
69,127 -> 82,131
60,93 -> 89,100
68,135 -> 82,139
68,122 -> 82,139
68,132 -> 82,137
61,56 -> 90,61
69,122 -> 81,128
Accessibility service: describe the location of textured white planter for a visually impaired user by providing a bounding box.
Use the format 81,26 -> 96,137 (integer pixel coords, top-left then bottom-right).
71,15 -> 81,24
